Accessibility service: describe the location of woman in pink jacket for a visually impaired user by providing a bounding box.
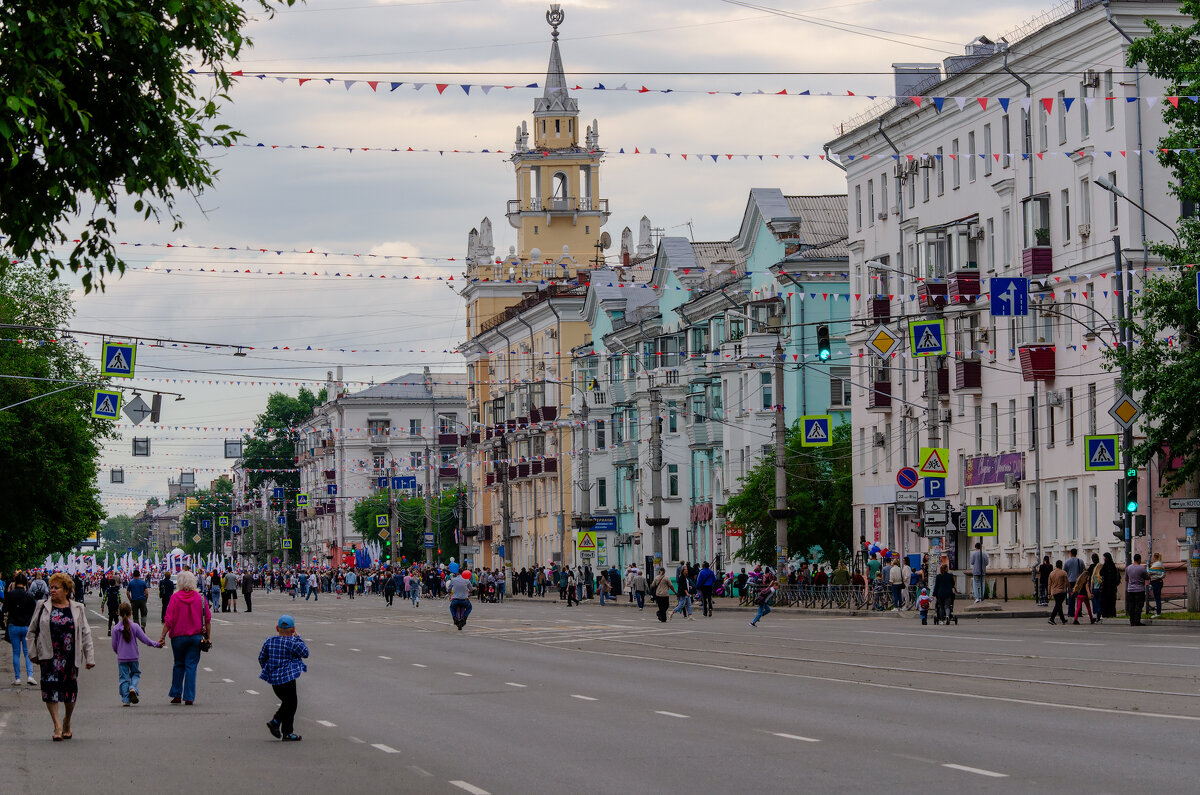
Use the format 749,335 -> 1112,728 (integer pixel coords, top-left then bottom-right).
156,571 -> 211,705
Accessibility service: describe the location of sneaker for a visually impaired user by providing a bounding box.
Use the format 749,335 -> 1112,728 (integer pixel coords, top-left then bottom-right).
184,700 -> 193,705
129,689 -> 139,704
281,734 -> 302,742
122,702 -> 130,707
749,621 -> 757,627
171,697 -> 182,704
267,719 -> 282,739
12,679 -> 20,687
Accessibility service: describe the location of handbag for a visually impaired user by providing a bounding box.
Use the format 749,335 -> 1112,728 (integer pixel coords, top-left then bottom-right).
193,598 -> 211,652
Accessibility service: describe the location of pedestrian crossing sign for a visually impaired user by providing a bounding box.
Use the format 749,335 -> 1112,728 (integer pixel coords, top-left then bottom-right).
296,493 -> 309,508
1084,435 -> 1121,471
91,389 -> 122,419
375,514 -> 389,528
101,341 -> 136,378
577,531 -> 597,552
800,415 -> 833,447
908,319 -> 947,357
918,446 -> 949,476
218,516 -> 229,526
967,505 -> 998,537
282,539 -> 292,549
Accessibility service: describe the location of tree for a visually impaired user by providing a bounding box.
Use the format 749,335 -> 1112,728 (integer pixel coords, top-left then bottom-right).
99,514 -> 144,555
723,421 -> 853,567
350,487 -> 463,565
1110,5 -> 1200,494
0,266 -> 116,570
0,0 -> 293,292
180,476 -> 234,559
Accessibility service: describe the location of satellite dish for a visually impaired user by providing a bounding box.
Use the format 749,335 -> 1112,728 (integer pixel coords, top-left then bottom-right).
599,232 -> 612,250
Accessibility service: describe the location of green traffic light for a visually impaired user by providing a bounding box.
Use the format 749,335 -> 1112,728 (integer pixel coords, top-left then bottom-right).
1126,499 -> 1138,512
1126,467 -> 1137,478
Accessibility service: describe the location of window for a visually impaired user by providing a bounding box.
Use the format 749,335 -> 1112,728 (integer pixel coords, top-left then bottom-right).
983,123 -> 993,176
438,414 -> 456,434
596,477 -> 608,508
1047,400 -> 1055,447
1080,81 -> 1090,139
595,420 -> 605,449
1067,486 -> 1079,540
968,131 -> 977,182
1038,103 -> 1049,152
1087,383 -> 1097,435
867,179 -> 875,226
951,138 -> 960,188
880,173 -> 888,216
1066,387 -> 1075,443
668,464 -> 679,497
1108,172 -> 1119,227
986,218 -> 995,270
908,170 -> 916,208
1027,396 -> 1037,450
1048,489 -> 1059,541
830,367 -> 852,406
936,147 -> 944,195
1057,90 -> 1068,145
409,419 -> 421,437
410,451 -> 423,469
855,184 -> 862,230
668,402 -> 677,433
1002,209 -> 1012,267
1002,115 -> 1011,169
368,419 -> 390,438
1079,177 -> 1091,229
1088,485 -> 1098,539
922,161 -> 930,202
669,527 -> 679,561
975,405 -> 983,452
761,371 -> 773,410
1009,399 -> 1018,449
1104,69 -> 1115,129
1061,189 -> 1071,244
990,403 -> 999,451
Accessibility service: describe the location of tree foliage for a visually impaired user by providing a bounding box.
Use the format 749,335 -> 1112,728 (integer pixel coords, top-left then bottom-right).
1109,5 -> 1200,494
180,476 -> 234,558
723,421 -> 852,567
0,266 -> 115,570
350,488 -> 464,565
0,0 -> 293,292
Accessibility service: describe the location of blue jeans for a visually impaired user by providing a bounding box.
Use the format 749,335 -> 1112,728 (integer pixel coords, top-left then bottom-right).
410,588 -> 419,606
170,634 -> 203,701
9,625 -> 32,679
635,591 -> 645,609
450,598 -> 472,623
752,603 -> 772,624
972,575 -> 985,601
891,584 -> 904,609
599,590 -> 608,605
672,594 -> 692,616
118,661 -> 141,703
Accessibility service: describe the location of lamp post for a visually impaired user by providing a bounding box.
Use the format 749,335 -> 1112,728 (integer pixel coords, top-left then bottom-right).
1094,177 -> 1181,247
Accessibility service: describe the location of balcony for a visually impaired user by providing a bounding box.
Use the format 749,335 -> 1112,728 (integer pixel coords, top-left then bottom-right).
368,434 -> 390,446
506,197 -> 609,215
314,506 -> 325,516
438,466 -> 459,479
922,366 -> 950,398
609,381 -> 631,404
323,469 -> 336,480
954,358 -> 982,391
613,443 -> 638,466
486,472 -> 496,486
917,281 -> 947,309
460,432 -> 481,445
867,381 -> 891,410
438,433 -> 458,446
868,297 -> 891,323
1019,344 -> 1056,381
508,465 -> 518,481
689,421 -> 723,448
947,272 -> 979,304
529,405 -> 559,423
543,457 -> 558,473
517,463 -> 530,478
530,460 -> 543,476
1022,246 -> 1052,276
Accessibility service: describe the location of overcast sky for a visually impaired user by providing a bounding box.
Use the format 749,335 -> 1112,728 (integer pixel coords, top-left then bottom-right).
77,0 -> 1053,516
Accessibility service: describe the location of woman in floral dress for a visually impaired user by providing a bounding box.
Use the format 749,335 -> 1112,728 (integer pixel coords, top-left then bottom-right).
28,572 -> 95,740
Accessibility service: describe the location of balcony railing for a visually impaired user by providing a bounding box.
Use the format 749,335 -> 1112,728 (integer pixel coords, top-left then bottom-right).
1022,246 -> 1053,276
922,367 -> 950,398
954,358 -> 982,391
506,197 -> 609,214
438,466 -> 459,479
368,434 -> 390,446
948,272 -> 979,304
867,381 -> 892,410
438,433 -> 458,446
1018,345 -> 1055,381
917,282 -> 947,309
868,297 -> 891,323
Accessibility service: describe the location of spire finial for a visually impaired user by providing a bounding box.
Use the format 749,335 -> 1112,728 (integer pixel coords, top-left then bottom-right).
547,4 -> 564,41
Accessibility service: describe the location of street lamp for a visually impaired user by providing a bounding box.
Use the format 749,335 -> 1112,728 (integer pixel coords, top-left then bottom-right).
1093,177 -> 1181,247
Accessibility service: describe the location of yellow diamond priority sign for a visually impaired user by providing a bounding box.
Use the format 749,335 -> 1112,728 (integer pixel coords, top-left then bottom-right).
865,325 -> 902,359
1108,393 -> 1141,429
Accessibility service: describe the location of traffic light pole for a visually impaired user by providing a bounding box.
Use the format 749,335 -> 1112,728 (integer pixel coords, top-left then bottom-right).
768,341 -> 794,575
1114,236 -> 1133,566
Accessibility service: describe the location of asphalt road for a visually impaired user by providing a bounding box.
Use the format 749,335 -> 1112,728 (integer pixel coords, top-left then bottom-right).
3,590 -> 1197,792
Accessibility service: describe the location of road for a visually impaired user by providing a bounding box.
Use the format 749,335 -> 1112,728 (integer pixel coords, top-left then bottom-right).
3,591 -> 1197,792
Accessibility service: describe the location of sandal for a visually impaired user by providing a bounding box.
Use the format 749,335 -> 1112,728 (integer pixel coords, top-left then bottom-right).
61,730 -> 72,740
52,732 -> 63,741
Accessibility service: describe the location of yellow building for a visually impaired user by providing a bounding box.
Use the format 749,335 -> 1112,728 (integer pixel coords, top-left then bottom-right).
459,5 -> 611,568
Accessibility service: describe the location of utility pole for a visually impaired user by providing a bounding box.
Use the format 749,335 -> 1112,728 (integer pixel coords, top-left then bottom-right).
499,432 -> 513,568
573,393 -> 597,567
388,459 -> 397,567
924,278 -> 947,590
646,389 -> 668,569
1113,235 -> 1133,565
768,341 -> 794,575
424,441 -> 434,564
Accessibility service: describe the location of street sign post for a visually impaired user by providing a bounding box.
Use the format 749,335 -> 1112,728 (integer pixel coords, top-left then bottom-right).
866,325 -> 903,359
967,505 -> 999,537
1108,394 -> 1142,430
896,491 -> 919,503
423,532 -> 435,549
923,477 -> 947,499
122,395 -> 152,425
1169,498 -> 1200,510
989,277 -> 1029,316
101,341 -> 136,378
918,447 -> 949,477
91,389 -> 121,420
896,467 -> 918,490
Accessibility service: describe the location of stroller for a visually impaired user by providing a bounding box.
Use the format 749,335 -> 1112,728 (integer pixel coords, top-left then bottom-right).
483,582 -> 498,603
933,593 -> 959,625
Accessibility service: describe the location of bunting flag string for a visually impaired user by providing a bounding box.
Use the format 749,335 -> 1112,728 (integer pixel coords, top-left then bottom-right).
189,70 -> 1197,111
227,141 -> 1200,163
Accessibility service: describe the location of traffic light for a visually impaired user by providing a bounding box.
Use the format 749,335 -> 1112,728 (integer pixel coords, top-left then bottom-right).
1134,514 -> 1147,537
150,394 -> 162,423
816,325 -> 832,361
1124,469 -> 1139,512
1112,518 -> 1126,541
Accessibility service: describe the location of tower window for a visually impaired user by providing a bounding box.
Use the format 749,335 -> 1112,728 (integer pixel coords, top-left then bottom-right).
542,121 -> 546,134
551,172 -> 568,200
555,119 -> 561,134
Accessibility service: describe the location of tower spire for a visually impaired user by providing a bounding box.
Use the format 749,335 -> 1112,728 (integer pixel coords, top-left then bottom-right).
536,4 -> 577,115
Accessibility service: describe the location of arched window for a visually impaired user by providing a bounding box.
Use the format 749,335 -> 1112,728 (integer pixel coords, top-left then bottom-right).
551,172 -> 568,201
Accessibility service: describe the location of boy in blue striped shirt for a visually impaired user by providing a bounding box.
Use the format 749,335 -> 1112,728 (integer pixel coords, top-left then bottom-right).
260,614 -> 308,741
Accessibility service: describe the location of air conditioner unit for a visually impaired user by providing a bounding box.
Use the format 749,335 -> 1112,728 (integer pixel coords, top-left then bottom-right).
1077,223 -> 1091,238
968,224 -> 985,241
1004,472 -> 1019,489
873,430 -> 887,447
546,328 -> 557,339
978,327 -> 990,343
1002,494 -> 1021,511
1083,69 -> 1100,89
919,154 -> 936,169
893,162 -> 907,179
939,409 -> 953,423
1046,389 -> 1064,407
877,212 -> 888,221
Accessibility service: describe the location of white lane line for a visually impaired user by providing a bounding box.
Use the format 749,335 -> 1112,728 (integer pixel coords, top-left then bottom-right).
316,720 -> 337,727
412,663 -> 427,668
454,672 -> 473,677
347,736 -> 366,744
942,763 -> 1008,778
349,648 -> 361,652
655,710 -> 689,718
1145,644 -> 1200,650
379,655 -> 392,660
222,678 -> 235,683
409,765 -> 432,777
372,743 -> 400,754
449,781 -> 491,795
325,643 -> 335,647
570,694 -> 597,701
505,682 -> 527,688
858,630 -> 1022,643
1045,641 -> 1103,646
772,732 -> 820,743
203,667 -> 214,673
245,689 -> 260,695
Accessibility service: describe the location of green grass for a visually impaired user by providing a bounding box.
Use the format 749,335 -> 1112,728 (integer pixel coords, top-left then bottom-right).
1150,611 -> 1200,620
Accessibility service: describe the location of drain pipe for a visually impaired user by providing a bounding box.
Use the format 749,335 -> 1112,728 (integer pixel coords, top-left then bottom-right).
1104,0 -> 1149,269
823,143 -> 847,172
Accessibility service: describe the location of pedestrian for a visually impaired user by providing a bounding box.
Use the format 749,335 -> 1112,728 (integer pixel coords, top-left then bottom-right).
650,567 -> 673,623
1148,552 -> 1166,617
344,569 -> 357,599
749,576 -> 776,628
696,561 -> 716,617
888,557 -> 905,609
1098,553 -> 1120,618
671,564 -> 694,620
566,576 -> 580,607
3,573 -> 37,686
28,573 -> 95,740
1063,549 -> 1085,616
104,576 -> 121,636
158,571 -> 175,624
111,602 -> 161,706
157,571 -> 211,706
261,614 -> 308,742
1125,554 -> 1149,626
242,572 -> 255,613
1047,560 -> 1068,625
125,570 -> 149,629
917,588 -> 931,625
932,564 -> 956,625
1070,563 -> 1095,624
969,542 -> 988,603
631,567 -> 647,611
227,571 -> 240,612
597,572 -> 611,606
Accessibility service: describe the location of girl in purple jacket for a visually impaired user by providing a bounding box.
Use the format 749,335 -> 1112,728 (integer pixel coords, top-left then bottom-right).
111,602 -> 161,705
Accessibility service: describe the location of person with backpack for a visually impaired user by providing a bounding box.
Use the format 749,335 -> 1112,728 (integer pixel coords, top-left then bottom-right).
104,576 -> 122,636
158,572 -> 175,624
749,573 -> 777,628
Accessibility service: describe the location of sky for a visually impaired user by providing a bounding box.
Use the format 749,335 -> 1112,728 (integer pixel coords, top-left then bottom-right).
70,0 -> 1055,517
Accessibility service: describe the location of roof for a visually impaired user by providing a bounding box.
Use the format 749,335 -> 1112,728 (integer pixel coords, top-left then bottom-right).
783,194 -> 849,259
692,241 -> 746,270
348,372 -> 466,402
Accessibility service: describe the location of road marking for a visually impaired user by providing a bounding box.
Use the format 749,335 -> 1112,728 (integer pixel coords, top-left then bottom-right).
372,743 -> 400,754
379,655 -> 392,660
347,736 -> 366,744
655,710 -> 689,718
350,648 -> 361,652
316,720 -> 337,727
771,732 -> 819,742
454,672 -> 472,677
203,667 -> 214,672
222,678 -> 234,683
858,630 -> 1021,643
1045,641 -> 1103,646
942,763 -> 1008,778
325,643 -> 335,647
449,781 -> 490,795
505,682 -> 527,688
570,694 -> 597,701
245,689 -> 260,695
409,765 -> 432,777
412,663 -> 427,668
1145,644 -> 1200,650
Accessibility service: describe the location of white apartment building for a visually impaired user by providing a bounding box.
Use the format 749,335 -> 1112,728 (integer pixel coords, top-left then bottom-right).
827,0 -> 1186,574
295,369 -> 467,566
